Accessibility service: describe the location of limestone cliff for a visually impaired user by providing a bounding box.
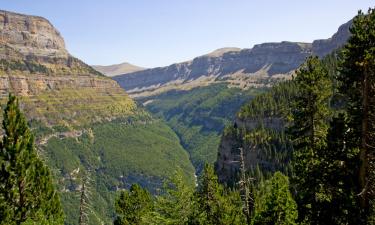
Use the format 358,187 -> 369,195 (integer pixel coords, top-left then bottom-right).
0,10 -> 68,59
113,21 -> 351,98
0,10 -> 136,127
0,10 -> 196,225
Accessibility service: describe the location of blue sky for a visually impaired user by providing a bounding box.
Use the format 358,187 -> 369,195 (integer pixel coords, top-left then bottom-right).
1,1 -> 374,67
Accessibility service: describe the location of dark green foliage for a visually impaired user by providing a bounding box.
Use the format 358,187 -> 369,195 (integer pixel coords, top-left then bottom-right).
219,81 -> 297,186
42,119 -> 194,225
339,8 -> 375,222
0,94 -> 63,225
114,184 -> 153,225
114,165 -> 245,225
289,56 -> 333,223
253,172 -> 297,225
289,56 -> 362,224
144,169 -> 195,224
194,164 -> 245,225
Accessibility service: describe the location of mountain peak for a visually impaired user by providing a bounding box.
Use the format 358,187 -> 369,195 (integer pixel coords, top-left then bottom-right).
92,62 -> 146,76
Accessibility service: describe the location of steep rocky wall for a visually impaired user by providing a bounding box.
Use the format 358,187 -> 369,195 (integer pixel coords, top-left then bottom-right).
0,73 -> 119,97
114,21 -> 351,96
0,10 -> 135,127
0,10 -> 68,59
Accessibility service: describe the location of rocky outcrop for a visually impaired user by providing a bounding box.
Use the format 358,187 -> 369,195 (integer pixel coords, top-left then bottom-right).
0,10 -> 68,60
215,80 -> 297,184
0,10 -> 135,127
0,73 -> 119,97
114,20 -> 352,97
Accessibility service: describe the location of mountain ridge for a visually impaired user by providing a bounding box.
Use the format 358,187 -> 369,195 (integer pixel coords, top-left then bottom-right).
113,20 -> 351,98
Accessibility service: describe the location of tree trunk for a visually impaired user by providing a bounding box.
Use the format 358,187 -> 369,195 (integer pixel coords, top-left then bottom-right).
359,68 -> 369,214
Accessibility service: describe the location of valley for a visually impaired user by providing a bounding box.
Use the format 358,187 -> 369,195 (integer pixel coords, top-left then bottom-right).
0,3 -> 374,225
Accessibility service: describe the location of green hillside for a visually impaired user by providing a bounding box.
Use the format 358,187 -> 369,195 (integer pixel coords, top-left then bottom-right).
139,83 -> 265,172
0,49 -> 195,225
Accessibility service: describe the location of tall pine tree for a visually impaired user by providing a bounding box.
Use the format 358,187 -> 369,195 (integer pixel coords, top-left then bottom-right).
339,8 -> 375,222
0,94 -> 63,225
252,172 -> 297,225
194,164 -> 245,225
290,56 -> 332,223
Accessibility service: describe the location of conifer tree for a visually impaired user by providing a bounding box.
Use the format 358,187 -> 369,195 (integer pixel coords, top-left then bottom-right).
339,8 -> 375,222
145,169 -> 195,225
195,164 -> 245,225
290,56 -> 332,223
252,172 -> 297,225
0,94 -> 64,225
114,184 -> 153,225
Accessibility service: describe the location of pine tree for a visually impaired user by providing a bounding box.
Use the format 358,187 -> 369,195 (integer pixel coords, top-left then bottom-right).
339,8 -> 375,222
195,164 -> 245,225
144,169 -> 195,225
0,94 -> 64,225
114,184 -> 153,225
290,56 -> 333,223
252,172 -> 297,225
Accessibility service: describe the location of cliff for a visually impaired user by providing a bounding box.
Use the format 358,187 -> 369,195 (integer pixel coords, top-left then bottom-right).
113,20 -> 352,98
0,10 -> 134,126
0,10 -> 195,225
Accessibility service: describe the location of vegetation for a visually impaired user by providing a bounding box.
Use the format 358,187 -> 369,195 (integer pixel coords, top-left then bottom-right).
143,83 -> 264,172
217,7 -> 375,225
41,119 -> 195,225
252,172 -> 297,225
115,164 -> 249,225
144,169 -> 195,224
1,6 -> 375,225
114,184 -> 153,225
0,94 -> 63,224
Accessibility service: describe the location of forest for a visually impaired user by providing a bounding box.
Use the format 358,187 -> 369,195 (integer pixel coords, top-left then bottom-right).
0,7 -> 374,225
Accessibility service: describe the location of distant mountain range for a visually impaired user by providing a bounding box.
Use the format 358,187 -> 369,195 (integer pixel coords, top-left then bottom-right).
92,62 -> 145,77
113,20 -> 351,98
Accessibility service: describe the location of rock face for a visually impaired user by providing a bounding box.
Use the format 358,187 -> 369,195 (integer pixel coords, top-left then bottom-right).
113,20 -> 352,97
0,10 -> 68,60
215,82 -> 296,184
0,10 -> 197,225
0,10 -> 134,126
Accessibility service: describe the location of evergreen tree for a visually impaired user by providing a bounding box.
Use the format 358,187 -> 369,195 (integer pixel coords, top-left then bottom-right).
339,8 -> 375,222
253,172 -> 297,225
144,169 -> 195,225
0,94 -> 64,225
290,56 -> 333,223
114,184 -> 153,225
195,164 -> 245,225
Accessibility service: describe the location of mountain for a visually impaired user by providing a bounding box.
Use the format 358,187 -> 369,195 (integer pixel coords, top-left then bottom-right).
215,51 -> 341,185
119,20 -> 351,176
113,20 -> 351,98
0,10 -> 194,225
92,62 -> 145,77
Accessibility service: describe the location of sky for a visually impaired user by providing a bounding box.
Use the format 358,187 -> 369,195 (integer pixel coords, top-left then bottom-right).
1,1 -> 374,68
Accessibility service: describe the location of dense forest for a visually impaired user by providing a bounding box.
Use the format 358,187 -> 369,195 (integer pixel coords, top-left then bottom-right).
0,7 -> 375,225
